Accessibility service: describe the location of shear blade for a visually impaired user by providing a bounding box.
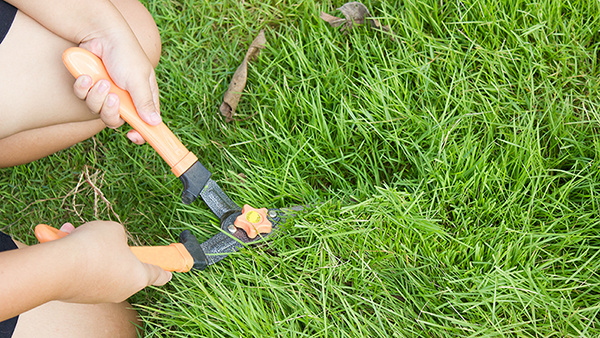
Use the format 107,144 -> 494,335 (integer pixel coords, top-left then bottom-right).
198,207 -> 301,267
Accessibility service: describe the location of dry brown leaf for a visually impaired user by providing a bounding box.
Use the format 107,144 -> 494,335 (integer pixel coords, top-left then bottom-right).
320,12 -> 346,28
338,1 -> 370,29
220,29 -> 267,122
321,2 -> 394,39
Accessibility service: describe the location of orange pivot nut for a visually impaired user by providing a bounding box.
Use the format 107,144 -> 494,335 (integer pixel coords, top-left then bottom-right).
234,204 -> 273,238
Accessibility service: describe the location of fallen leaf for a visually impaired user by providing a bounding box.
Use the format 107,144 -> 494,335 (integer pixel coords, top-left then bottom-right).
321,2 -> 394,39
338,1 -> 370,29
220,29 -> 267,122
320,12 -> 346,28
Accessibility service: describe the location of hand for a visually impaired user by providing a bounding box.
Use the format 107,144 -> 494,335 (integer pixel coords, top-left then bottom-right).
72,32 -> 161,145
10,0 -> 162,145
56,221 -> 172,304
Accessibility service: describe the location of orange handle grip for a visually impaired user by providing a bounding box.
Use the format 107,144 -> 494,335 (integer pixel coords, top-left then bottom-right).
35,224 -> 194,272
62,47 -> 197,177
130,245 -> 193,273
34,224 -> 69,242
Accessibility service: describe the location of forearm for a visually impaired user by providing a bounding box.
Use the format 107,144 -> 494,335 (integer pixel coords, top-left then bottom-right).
5,0 -> 133,44
0,222 -> 171,322
0,241 -> 76,321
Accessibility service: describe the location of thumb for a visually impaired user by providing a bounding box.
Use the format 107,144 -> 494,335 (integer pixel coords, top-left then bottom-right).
128,69 -> 161,126
59,222 -> 76,234
143,263 -> 173,286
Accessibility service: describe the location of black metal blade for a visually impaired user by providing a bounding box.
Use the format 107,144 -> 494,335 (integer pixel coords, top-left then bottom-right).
199,206 -> 302,267
200,231 -> 246,266
199,179 -> 242,221
178,162 -> 243,224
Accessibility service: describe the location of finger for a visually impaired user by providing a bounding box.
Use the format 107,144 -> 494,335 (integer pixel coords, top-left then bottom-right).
73,75 -> 93,100
126,130 -> 146,145
150,71 -> 161,113
143,263 -> 173,286
99,93 -> 125,129
85,80 -> 112,114
59,223 -> 76,234
128,69 -> 161,126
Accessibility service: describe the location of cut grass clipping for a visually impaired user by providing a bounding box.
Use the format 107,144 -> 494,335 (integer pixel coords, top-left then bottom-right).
1,0 -> 600,336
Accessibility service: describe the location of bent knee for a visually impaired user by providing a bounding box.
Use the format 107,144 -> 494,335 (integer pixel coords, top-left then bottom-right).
111,0 -> 162,67
13,301 -> 140,338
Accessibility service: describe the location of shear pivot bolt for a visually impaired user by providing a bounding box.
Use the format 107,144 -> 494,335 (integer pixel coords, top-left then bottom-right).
245,211 -> 262,223
227,224 -> 237,234
268,210 -> 277,218
234,204 -> 273,239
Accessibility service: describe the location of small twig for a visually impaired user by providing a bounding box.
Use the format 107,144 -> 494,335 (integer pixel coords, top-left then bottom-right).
60,165 -> 122,223
83,166 -> 122,223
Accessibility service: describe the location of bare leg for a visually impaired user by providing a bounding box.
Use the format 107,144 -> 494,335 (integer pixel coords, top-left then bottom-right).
13,302 -> 141,338
0,0 -> 160,168
10,238 -> 143,337
0,120 -> 106,166
2,0 -> 161,336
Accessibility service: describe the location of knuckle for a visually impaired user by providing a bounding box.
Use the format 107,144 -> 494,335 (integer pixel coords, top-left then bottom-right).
100,105 -> 123,128
102,116 -> 124,129
73,88 -> 89,101
85,93 -> 107,113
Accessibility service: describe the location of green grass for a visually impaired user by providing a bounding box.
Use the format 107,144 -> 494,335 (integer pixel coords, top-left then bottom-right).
2,0 -> 600,336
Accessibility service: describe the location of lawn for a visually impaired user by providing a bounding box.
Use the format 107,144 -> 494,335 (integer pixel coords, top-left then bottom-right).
2,0 -> 600,336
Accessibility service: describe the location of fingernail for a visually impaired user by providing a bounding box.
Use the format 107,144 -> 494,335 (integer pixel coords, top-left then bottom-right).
106,94 -> 117,107
80,76 -> 91,87
149,112 -> 161,124
98,81 -> 109,92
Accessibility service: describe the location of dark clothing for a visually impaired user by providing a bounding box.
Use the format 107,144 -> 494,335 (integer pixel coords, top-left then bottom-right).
0,231 -> 19,337
0,0 -> 17,45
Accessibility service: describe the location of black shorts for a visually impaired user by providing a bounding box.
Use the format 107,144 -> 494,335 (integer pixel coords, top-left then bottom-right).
0,0 -> 17,45
0,231 -> 19,337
